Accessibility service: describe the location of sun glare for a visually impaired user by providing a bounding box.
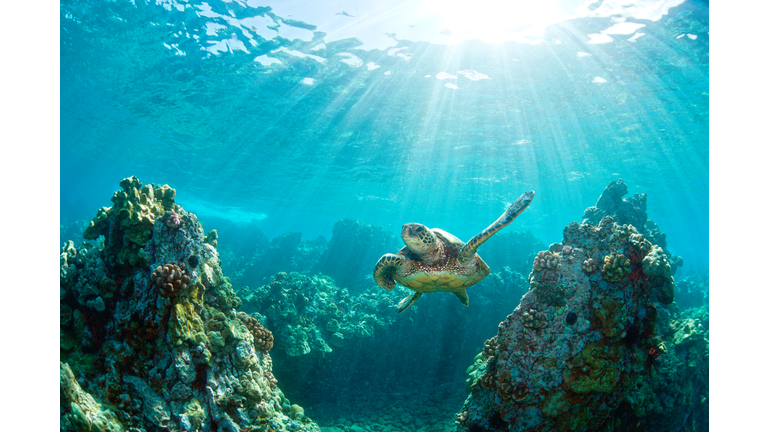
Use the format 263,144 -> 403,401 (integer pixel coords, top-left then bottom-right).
417,0 -> 569,43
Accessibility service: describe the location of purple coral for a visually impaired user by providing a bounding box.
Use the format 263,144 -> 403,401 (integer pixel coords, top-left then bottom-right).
151,263 -> 190,297
165,210 -> 181,228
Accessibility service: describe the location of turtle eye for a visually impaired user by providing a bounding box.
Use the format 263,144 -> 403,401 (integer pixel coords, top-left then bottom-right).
413,226 -> 423,233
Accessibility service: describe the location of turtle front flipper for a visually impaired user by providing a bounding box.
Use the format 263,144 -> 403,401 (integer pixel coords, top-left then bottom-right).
397,292 -> 423,313
374,253 -> 406,291
459,190 -> 535,265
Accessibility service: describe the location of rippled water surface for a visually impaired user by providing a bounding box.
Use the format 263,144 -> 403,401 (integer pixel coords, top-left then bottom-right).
61,0 -> 708,270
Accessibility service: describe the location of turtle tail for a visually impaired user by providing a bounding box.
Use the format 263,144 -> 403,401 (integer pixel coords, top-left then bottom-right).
373,254 -> 405,291
458,190 -> 535,265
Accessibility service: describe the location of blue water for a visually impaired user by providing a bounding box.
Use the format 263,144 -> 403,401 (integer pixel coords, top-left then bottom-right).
61,0 -> 708,270
58,1 -> 709,430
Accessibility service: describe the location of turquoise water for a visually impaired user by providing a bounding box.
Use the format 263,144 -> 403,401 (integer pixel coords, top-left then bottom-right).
60,1 -> 708,430
61,0 -> 708,274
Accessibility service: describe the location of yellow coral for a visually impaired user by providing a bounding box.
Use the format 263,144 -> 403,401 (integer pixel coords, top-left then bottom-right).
601,253 -> 631,283
629,233 -> 652,257
581,258 -> 598,274
643,246 -> 675,304
168,300 -> 208,347
593,300 -> 624,338
533,250 -> 561,272
82,177 -> 177,267
60,362 -> 124,431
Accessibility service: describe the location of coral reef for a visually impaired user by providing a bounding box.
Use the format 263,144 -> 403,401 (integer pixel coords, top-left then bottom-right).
238,271 -> 397,359
601,252 -> 631,283
520,308 -> 546,329
455,209 -> 707,431
82,176 -> 176,268
60,362 -> 124,431
581,257 -> 598,274
675,271 -> 709,310
151,262 -> 191,297
60,177 -> 321,432
533,250 -> 561,273
234,265 -> 532,421
618,305 -> 709,430
582,179 -> 684,275
582,179 -> 647,229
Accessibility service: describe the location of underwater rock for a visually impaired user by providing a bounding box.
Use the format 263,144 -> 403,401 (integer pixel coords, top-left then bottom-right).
457,207 -> 707,431
312,219 -> 400,291
675,272 -> 709,310
458,214 -> 681,431
619,305 -> 709,430
583,179 -> 684,275
82,176 -> 175,268
60,177 -> 321,432
583,179 -> 646,229
60,362 -> 124,431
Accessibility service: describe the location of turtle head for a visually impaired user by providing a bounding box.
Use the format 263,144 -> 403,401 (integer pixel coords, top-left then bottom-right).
401,223 -> 438,256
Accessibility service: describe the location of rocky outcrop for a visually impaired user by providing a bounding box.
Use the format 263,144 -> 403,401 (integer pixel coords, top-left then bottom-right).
60,177 -> 321,432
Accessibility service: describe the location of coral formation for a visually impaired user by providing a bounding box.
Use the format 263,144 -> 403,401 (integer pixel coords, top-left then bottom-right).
620,305 -> 709,430
521,308 -> 546,329
456,181 -> 706,432
582,178 -> 647,230
82,176 -> 176,267
643,246 -> 675,304
63,177 -> 704,432
533,250 -> 561,273
238,311 -> 275,352
151,262 -> 191,297
165,209 -> 181,228
582,179 -> 684,276
239,271 -> 397,358
60,177 -> 320,432
456,212 -> 685,431
601,252 -> 631,283
60,362 -> 123,431
581,257 -> 598,274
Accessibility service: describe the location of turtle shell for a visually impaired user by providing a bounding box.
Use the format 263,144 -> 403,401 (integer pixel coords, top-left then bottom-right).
393,229 -> 490,293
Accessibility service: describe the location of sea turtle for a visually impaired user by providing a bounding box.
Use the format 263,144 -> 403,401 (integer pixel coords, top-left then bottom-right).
373,190 -> 535,313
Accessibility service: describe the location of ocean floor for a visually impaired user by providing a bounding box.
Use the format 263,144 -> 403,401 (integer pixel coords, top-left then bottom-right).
313,383 -> 465,432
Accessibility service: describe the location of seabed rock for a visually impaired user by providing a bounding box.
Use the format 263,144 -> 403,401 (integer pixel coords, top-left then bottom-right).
456,182 -> 707,432
60,177 -> 320,432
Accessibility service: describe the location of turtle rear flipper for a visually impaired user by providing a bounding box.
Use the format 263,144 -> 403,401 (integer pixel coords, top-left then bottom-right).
397,292 -> 423,313
374,254 -> 406,291
459,190 -> 535,265
453,289 -> 469,307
